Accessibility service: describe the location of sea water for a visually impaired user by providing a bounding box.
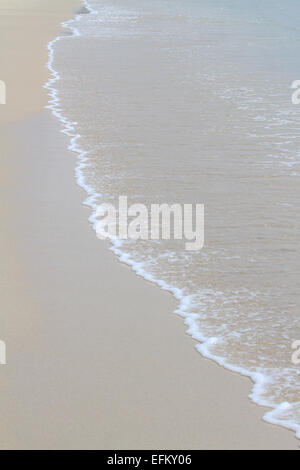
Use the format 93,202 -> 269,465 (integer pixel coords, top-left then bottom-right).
47,0 -> 300,438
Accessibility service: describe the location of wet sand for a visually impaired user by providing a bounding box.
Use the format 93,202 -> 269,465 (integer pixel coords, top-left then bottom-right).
0,0 -> 297,449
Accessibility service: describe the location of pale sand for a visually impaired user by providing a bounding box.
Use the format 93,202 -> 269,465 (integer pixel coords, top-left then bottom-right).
0,0 -> 297,450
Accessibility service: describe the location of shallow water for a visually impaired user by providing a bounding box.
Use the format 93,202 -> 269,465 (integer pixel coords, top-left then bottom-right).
49,0 -> 300,437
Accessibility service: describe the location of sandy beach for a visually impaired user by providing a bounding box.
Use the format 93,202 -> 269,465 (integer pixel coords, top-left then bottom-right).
0,0 -> 298,449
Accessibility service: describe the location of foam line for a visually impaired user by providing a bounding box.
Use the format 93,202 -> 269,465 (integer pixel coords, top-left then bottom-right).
44,0 -> 300,442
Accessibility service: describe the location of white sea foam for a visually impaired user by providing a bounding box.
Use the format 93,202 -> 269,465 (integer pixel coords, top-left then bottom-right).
45,0 -> 300,442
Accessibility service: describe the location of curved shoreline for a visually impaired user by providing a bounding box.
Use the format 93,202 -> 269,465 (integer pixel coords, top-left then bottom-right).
0,0 -> 297,449
48,0 -> 300,443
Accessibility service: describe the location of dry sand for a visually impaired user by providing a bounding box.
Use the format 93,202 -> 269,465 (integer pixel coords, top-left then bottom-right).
0,0 -> 298,449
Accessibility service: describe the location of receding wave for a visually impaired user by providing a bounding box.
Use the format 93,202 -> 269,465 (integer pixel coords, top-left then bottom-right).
46,0 -> 300,439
